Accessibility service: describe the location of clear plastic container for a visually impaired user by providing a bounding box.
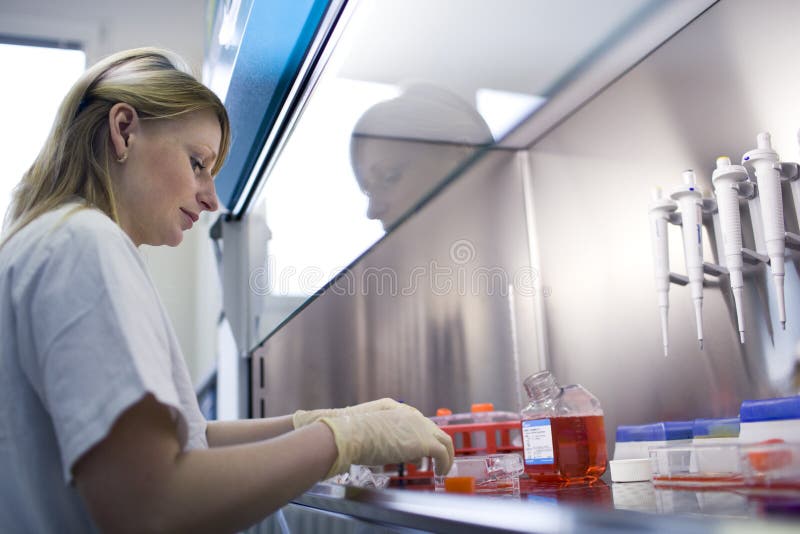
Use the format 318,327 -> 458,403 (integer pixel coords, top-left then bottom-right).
520,370 -> 608,482
433,453 -> 523,495
649,444 -> 744,488
328,465 -> 391,488
690,417 -> 740,474
741,440 -> 800,489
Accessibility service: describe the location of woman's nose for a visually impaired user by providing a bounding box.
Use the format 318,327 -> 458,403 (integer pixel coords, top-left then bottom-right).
366,197 -> 388,220
198,182 -> 219,212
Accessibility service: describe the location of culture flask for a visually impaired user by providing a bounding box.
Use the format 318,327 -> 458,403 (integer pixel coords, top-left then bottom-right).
520,370 -> 608,482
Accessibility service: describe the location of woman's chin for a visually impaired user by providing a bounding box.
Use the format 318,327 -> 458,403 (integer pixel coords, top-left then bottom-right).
161,229 -> 184,247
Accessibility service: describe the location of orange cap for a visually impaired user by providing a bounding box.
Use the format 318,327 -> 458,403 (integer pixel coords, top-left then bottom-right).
470,403 -> 494,413
436,408 -> 453,416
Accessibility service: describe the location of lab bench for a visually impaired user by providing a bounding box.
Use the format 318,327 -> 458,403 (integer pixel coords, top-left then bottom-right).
250,480 -> 800,533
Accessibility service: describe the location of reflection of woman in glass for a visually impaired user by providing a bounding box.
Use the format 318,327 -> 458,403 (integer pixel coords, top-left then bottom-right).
350,84 -> 494,230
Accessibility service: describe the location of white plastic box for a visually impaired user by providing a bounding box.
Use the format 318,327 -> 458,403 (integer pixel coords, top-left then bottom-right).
739,396 -> 800,444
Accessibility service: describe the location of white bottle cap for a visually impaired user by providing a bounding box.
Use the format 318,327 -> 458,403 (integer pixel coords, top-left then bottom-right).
609,458 -> 652,483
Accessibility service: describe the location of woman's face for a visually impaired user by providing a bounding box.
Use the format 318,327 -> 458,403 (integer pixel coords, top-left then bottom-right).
112,108 -> 222,247
352,137 -> 471,231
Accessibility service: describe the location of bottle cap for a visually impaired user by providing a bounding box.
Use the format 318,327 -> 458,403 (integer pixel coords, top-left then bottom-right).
609,459 -> 652,482
471,403 -> 494,413
692,417 -> 740,438
740,396 -> 800,422
663,420 -> 693,440
616,423 -> 666,443
523,371 -> 560,402
436,408 -> 453,416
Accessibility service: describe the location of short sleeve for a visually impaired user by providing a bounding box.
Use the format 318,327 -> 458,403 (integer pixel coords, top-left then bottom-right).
15,213 -> 189,482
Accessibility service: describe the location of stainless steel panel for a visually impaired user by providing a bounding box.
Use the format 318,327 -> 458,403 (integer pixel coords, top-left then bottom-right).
252,149 -> 542,416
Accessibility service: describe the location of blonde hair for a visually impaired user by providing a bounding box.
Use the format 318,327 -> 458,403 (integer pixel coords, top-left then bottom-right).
2,47 -> 230,245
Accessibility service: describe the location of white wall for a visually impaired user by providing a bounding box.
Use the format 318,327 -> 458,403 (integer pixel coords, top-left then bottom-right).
0,0 -> 208,69
0,0 -> 221,385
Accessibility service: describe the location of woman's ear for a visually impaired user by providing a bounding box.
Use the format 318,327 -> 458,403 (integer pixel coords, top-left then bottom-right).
108,103 -> 139,161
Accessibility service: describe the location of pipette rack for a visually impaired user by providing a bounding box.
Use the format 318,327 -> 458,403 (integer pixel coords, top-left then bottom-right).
653,131 -> 800,352
666,161 -> 800,288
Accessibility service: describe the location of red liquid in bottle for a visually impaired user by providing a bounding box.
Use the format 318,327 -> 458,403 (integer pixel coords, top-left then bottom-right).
523,414 -> 608,483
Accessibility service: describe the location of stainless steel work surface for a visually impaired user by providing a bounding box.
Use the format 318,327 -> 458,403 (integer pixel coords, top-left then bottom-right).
288,482 -> 800,533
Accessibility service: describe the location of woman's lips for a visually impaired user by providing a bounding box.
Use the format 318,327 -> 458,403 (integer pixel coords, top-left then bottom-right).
180,208 -> 198,229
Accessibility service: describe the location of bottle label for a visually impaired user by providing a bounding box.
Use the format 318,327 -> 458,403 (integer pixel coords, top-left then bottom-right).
522,418 -> 555,465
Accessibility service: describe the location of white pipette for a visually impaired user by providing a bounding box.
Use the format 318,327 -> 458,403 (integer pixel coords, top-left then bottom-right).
649,187 -> 678,356
671,170 -> 705,349
711,156 -> 749,343
743,132 -> 786,330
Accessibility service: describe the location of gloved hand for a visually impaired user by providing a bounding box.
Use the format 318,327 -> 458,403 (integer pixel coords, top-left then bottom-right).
320,406 -> 455,478
292,398 -> 401,429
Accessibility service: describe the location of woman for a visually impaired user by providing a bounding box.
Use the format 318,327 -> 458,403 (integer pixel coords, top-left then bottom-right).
0,48 -> 453,533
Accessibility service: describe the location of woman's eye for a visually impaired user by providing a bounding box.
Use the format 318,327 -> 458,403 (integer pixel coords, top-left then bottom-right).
191,157 -> 206,172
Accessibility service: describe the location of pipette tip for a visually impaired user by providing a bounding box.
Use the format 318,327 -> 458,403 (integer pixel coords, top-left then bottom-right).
781,321 -> 786,331
663,345 -> 669,357
699,339 -> 704,350
739,331 -> 745,344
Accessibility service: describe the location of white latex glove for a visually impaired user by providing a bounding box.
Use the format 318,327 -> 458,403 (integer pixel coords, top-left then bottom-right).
292,398 -> 402,429
320,406 -> 455,478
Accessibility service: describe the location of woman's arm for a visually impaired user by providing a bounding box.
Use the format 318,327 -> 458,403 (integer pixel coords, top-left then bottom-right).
74,394 -> 337,534
206,397 -> 404,447
205,416 -> 295,447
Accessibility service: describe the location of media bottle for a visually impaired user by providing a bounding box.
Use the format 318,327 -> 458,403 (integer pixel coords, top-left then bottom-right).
520,370 -> 608,482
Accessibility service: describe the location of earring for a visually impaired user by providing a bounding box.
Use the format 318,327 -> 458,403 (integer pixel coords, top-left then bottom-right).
117,152 -> 128,163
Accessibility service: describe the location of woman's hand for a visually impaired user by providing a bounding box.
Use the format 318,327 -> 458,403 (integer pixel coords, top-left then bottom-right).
320,406 -> 454,477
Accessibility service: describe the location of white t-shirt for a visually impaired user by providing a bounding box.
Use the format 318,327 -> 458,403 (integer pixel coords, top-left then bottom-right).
0,203 -> 208,532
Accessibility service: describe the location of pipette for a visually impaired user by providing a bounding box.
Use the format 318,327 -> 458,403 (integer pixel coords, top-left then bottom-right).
671,170 -> 705,349
743,132 -> 786,329
711,156 -> 749,343
648,187 -> 678,356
